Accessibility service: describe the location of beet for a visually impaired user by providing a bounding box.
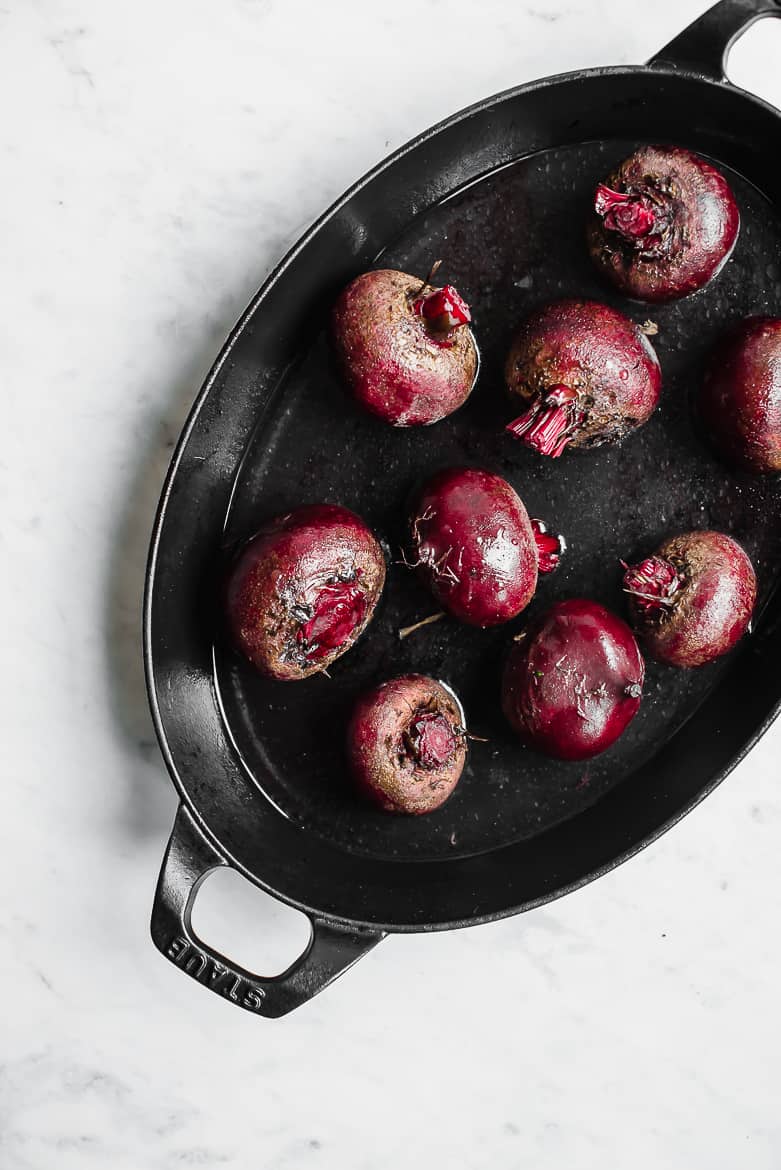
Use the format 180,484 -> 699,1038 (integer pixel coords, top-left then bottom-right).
502,599 -> 644,760
225,504 -> 385,681
699,316 -> 781,474
505,299 -> 661,457
331,267 -> 478,426
622,530 -> 756,668
347,674 -> 467,814
587,145 -> 739,302
406,467 -> 563,627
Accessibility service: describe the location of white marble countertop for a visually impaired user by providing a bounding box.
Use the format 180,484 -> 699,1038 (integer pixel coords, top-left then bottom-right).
4,1 -> 781,1166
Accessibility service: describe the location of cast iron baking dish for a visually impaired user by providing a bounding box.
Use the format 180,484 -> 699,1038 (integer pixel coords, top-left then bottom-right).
145,0 -> 781,1016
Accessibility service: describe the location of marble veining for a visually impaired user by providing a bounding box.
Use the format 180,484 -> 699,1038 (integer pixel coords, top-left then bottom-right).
3,1 -> 781,1167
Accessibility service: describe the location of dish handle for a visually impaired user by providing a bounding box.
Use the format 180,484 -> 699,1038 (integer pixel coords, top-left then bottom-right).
150,805 -> 385,1018
649,0 -> 781,82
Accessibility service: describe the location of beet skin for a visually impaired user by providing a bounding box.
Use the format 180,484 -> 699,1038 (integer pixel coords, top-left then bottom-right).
588,145 -> 739,302
502,599 -> 644,760
700,316 -> 781,473
347,674 -> 467,815
225,504 -> 385,681
332,268 -> 477,426
407,467 -> 546,627
505,299 -> 661,456
623,530 -> 756,668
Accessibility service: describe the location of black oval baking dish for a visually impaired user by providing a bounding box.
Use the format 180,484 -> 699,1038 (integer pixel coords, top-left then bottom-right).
145,0 -> 781,1016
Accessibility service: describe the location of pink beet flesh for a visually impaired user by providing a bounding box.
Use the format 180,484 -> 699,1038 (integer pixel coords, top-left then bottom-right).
294,578 -> 367,661
531,519 -> 566,574
623,530 -> 756,668
416,284 -> 471,332
505,299 -> 661,456
225,503 -> 386,681
331,268 -> 477,426
408,467 -> 554,626
588,145 -> 740,302
346,673 -> 467,815
502,599 -> 644,760
700,316 -> 781,473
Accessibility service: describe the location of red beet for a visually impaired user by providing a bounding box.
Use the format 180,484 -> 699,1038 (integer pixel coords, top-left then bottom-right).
347,674 -> 467,814
622,530 -> 756,668
225,504 -> 385,681
502,599 -> 644,760
407,467 -> 563,627
505,299 -> 661,457
588,146 -> 739,302
331,267 -> 478,426
699,316 -> 781,474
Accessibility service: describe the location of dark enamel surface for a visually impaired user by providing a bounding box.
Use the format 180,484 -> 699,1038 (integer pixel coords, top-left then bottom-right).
408,466 -> 538,626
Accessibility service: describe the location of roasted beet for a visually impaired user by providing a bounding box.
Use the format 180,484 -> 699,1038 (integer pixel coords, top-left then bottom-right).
622,530 -> 756,668
588,145 -> 739,302
502,599 -> 644,760
505,299 -> 661,456
331,267 -> 478,426
699,316 -> 781,473
225,504 -> 385,681
347,674 -> 467,814
407,467 -> 563,627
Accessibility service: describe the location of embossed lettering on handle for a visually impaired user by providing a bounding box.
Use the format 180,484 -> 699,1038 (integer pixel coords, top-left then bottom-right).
165,935 -> 267,1012
150,805 -> 385,1018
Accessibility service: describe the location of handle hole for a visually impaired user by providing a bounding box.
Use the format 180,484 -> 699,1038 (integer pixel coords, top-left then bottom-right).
191,868 -> 311,976
725,16 -> 781,104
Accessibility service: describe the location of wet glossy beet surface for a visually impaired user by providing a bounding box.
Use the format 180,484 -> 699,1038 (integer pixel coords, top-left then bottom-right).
502,600 -> 644,760
215,140 -> 781,863
700,316 -> 781,473
407,467 -> 538,626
